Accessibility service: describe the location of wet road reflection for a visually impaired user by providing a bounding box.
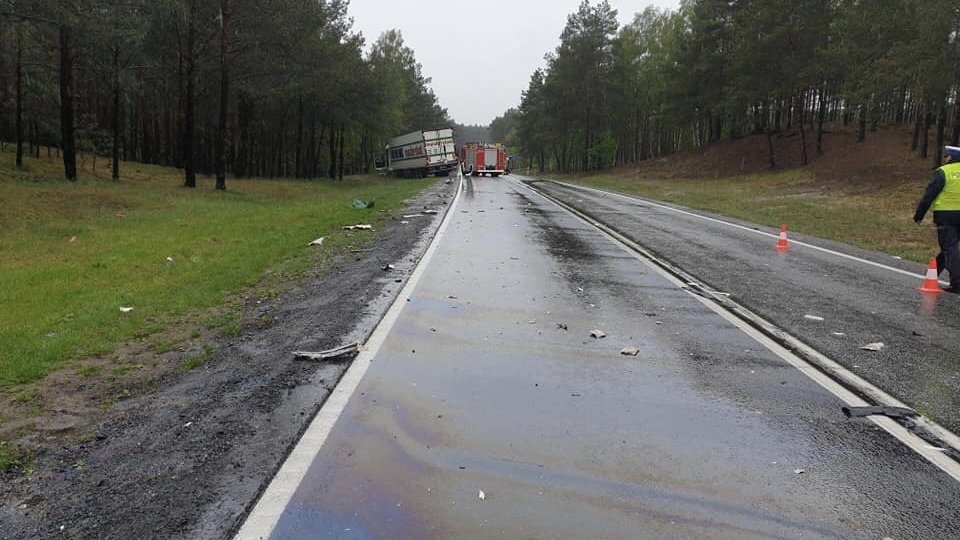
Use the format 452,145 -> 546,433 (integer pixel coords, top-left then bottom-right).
268,176 -> 960,539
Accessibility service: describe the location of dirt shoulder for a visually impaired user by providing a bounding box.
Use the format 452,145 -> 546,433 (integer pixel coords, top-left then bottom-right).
0,178 -> 458,539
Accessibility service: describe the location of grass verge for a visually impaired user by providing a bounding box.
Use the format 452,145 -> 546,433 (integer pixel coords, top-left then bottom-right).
0,149 -> 434,387
559,168 -> 934,262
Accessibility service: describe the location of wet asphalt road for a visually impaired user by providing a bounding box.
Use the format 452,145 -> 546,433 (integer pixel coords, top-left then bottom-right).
262,176 -> 960,539
530,179 -> 960,435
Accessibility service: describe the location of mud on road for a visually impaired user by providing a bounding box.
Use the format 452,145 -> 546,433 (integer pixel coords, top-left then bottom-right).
0,179 -> 457,540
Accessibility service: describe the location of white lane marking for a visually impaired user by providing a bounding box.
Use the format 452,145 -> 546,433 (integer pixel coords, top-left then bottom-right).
519,179 -> 960,484
551,180 -> 933,281
234,174 -> 464,540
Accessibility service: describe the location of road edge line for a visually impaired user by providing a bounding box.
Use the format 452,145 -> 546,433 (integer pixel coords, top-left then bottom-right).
233,174 -> 464,540
519,179 -> 960,483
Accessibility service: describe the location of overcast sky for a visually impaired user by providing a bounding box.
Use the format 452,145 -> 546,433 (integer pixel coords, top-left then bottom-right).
346,0 -> 681,126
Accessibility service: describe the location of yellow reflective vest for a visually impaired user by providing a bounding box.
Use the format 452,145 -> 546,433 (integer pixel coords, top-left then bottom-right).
933,162 -> 960,212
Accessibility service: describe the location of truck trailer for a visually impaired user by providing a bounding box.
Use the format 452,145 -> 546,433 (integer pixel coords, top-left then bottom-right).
460,142 -> 507,177
377,128 -> 458,178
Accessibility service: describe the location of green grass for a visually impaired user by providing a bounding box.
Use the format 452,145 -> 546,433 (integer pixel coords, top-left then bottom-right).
0,441 -> 24,471
0,149 -> 433,387
560,169 -> 933,262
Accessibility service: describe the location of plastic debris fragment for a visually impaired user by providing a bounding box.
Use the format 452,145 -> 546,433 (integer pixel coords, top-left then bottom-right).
351,199 -> 374,209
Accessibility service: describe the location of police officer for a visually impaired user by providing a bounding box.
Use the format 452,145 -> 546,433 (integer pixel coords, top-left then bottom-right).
915,145 -> 960,292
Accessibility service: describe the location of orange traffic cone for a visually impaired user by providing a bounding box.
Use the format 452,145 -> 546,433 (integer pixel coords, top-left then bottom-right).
775,224 -> 789,251
918,257 -> 944,294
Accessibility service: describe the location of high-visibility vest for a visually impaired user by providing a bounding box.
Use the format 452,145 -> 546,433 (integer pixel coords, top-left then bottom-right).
933,162 -> 960,211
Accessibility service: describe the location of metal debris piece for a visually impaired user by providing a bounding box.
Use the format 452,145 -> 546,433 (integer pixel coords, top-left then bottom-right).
620,347 -> 640,356
804,315 -> 824,322
383,264 -> 395,271
590,329 -> 606,339
308,236 -> 325,247
422,209 -> 439,215
478,490 -> 486,501
293,343 -> 361,362
342,224 -> 373,231
832,332 -> 846,337
794,469 -> 805,475
556,323 -> 568,331
166,256 -> 175,262
860,342 -> 885,352
842,405 -> 917,419
119,307 -> 134,313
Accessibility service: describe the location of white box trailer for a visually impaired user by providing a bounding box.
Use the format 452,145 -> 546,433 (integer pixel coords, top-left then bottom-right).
381,128 -> 458,178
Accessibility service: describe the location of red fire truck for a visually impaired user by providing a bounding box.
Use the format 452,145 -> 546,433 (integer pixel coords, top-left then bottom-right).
460,143 -> 506,177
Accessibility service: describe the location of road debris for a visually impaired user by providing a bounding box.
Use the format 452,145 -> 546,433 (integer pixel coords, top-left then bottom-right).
841,406 -> 917,419
804,315 -> 825,322
342,224 -> 373,231
165,256 -> 175,262
556,323 -> 568,331
119,307 -> 134,313
620,347 -> 640,356
69,236 -> 77,243
351,199 -> 374,209
293,343 -> 361,362
794,468 -> 805,475
860,342 -> 885,352
422,209 -> 439,215
478,490 -> 486,501
308,237 -> 325,247
832,332 -> 846,337
383,264 -> 395,271
590,329 -> 606,339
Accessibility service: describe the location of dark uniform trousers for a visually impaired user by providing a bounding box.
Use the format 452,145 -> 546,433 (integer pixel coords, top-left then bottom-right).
937,224 -> 960,287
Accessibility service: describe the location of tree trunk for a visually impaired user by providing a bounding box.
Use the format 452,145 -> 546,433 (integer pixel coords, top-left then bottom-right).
765,126 -> 776,170
912,102 -> 922,151
215,0 -> 230,190
921,105 -> 932,159
295,96 -> 304,178
183,0 -> 198,188
816,85 -> 826,155
15,18 -> 24,169
799,91 -> 808,166
111,45 -> 121,181
895,85 -> 907,125
857,104 -> 866,143
934,96 -> 946,168
59,26 -> 77,181
952,83 -> 960,146
328,125 -> 337,179
338,126 -> 345,181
